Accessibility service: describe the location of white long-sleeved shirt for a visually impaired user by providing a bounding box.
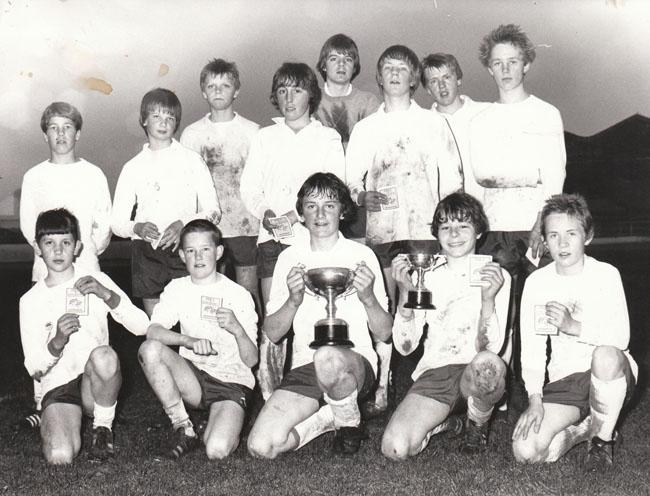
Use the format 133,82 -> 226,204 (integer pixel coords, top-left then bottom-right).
469,95 -> 566,231
20,159 -> 112,281
180,113 -> 260,238
111,139 -> 220,240
346,101 -> 462,245
520,256 -> 638,397
392,262 -> 511,381
239,118 -> 345,245
19,265 -> 149,397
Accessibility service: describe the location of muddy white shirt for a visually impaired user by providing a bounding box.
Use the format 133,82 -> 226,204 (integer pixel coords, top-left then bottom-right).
520,256 -> 638,397
393,263 -> 510,381
180,113 -> 260,238
470,95 -> 566,231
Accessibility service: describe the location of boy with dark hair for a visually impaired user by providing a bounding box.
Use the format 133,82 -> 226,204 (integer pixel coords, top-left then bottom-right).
247,173 -> 392,457
19,208 -> 149,464
382,193 -> 510,459
139,219 -> 258,460
513,194 -> 637,471
181,59 -> 261,313
112,88 -> 221,317
240,63 -> 345,399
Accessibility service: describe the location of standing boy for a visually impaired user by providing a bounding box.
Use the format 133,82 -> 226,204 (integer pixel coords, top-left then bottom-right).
247,173 -> 392,458
382,193 -> 509,459
139,220 -> 258,460
513,194 -> 637,471
181,59 -> 261,313
111,88 -> 221,317
20,209 -> 149,464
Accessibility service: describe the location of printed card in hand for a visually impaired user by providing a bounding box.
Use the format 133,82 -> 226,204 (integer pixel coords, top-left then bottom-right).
200,296 -> 223,321
534,305 -> 558,335
378,185 -> 399,211
469,255 -> 492,286
151,232 -> 164,250
66,288 -> 89,316
271,216 -> 293,240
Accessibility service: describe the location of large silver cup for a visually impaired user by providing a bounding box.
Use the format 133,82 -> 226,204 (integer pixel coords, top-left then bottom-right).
304,267 -> 356,348
403,253 -> 445,310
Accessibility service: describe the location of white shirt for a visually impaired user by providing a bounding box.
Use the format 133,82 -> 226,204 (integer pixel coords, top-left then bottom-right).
266,234 -> 388,375
20,159 -> 112,281
151,274 -> 258,389
111,139 -> 221,240
239,118 -> 345,245
19,265 -> 149,397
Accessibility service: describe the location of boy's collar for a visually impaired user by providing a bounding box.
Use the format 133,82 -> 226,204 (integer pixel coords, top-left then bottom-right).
324,82 -> 353,97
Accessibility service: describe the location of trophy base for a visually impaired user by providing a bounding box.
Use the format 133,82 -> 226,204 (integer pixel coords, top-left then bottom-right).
309,321 -> 354,349
403,290 -> 436,310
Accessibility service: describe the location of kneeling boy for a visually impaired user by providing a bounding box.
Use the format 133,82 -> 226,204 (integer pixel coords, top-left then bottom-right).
139,220 -> 258,460
382,193 -> 510,459
19,209 -> 149,464
247,173 -> 392,458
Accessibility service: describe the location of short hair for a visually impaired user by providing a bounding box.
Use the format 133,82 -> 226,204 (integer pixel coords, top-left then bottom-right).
478,24 -> 536,67
199,58 -> 241,91
420,53 -> 463,87
376,45 -> 421,96
180,219 -> 222,249
139,88 -> 182,134
296,172 -> 355,221
431,192 -> 489,237
316,33 -> 361,82
541,194 -> 594,240
40,102 -> 83,133
35,208 -> 80,243
270,63 -> 321,115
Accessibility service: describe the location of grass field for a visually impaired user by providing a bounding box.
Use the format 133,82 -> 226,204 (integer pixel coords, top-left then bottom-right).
0,242 -> 649,496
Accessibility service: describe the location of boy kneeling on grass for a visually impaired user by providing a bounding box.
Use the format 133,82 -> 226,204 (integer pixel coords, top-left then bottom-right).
512,194 -> 637,471
20,208 -> 149,464
381,193 -> 510,459
139,219 -> 258,460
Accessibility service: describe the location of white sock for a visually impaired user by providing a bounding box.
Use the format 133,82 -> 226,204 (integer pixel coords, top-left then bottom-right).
33,380 -> 43,411
164,399 -> 195,436
292,405 -> 335,450
544,415 -> 592,462
93,401 -> 117,430
590,374 -> 627,441
324,389 -> 360,428
467,396 -> 492,425
416,415 -> 460,454
374,341 -> 392,405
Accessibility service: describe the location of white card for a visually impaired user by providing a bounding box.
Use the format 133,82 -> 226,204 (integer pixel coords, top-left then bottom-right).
378,185 -> 399,210
534,305 -> 558,335
469,255 -> 492,286
66,288 -> 89,316
200,296 -> 223,321
271,216 -> 293,240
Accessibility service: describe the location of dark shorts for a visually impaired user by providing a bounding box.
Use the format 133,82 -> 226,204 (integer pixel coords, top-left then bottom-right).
370,240 -> 442,269
188,361 -> 252,411
222,236 -> 257,267
256,240 -> 290,279
278,358 -> 376,403
408,364 -> 468,415
340,204 -> 366,240
542,366 -> 636,419
477,230 -> 552,279
41,374 -> 83,412
131,239 -> 188,299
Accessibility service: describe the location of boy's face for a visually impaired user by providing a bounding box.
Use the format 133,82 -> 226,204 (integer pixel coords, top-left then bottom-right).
34,233 -> 80,274
179,231 -> 223,282
379,58 -> 413,98
276,84 -> 310,123
543,213 -> 591,275
325,51 -> 355,85
143,106 -> 177,143
202,74 -> 239,112
424,65 -> 461,108
44,116 -> 80,157
301,191 -> 342,241
487,43 -> 529,93
437,218 -> 479,260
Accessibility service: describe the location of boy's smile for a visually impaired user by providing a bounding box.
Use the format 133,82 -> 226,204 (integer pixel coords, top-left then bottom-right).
301,192 -> 342,242
543,213 -> 592,275
437,219 -> 479,260
179,231 -> 223,284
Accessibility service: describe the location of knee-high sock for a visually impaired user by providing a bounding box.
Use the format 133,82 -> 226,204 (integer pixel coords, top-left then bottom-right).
33,380 -> 43,411
292,405 -> 335,450
164,399 -> 195,436
93,401 -> 117,430
467,396 -> 493,425
257,335 -> 286,401
544,415 -> 592,462
590,374 -> 627,441
374,341 -> 392,406
324,389 -> 360,428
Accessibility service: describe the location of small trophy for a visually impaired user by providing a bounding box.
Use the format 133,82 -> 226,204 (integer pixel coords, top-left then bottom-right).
403,253 -> 446,310
304,267 -> 357,349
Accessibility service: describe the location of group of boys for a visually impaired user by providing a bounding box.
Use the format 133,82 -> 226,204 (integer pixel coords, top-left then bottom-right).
17,23 -> 635,473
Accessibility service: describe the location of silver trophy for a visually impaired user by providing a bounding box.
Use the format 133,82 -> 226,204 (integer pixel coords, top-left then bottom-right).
403,253 -> 446,310
304,267 -> 357,348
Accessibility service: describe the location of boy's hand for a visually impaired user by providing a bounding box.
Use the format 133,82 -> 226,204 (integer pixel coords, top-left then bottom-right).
287,264 -> 306,307
134,222 -> 160,243
262,209 -> 278,234
74,275 -> 111,302
352,262 -> 376,305
512,396 -> 544,441
215,308 -> 244,336
190,338 -> 218,356
528,217 -> 545,259
159,220 -> 184,251
391,255 -> 416,293
479,263 -> 505,302
546,301 -> 580,336
359,191 -> 388,212
56,313 -> 81,341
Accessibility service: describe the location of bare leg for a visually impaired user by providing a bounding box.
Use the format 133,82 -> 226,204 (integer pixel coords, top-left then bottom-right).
235,265 -> 261,318
258,276 -> 286,400
40,403 -> 83,465
203,401 -> 245,460
143,297 -> 160,318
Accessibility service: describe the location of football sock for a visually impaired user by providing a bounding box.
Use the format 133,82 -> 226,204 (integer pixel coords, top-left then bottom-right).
374,341 -> 392,405
544,415 -> 592,462
93,401 -> 117,430
324,389 -> 360,428
164,399 -> 195,436
467,396 -> 492,425
292,405 -> 336,450
34,380 -> 43,411
590,374 -> 627,442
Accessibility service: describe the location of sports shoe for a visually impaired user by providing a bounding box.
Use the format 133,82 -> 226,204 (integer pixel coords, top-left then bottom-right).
332,424 -> 369,455
437,414 -> 464,437
361,400 -> 387,419
585,434 -> 616,472
167,427 -> 200,460
89,426 -> 114,461
459,418 -> 489,454
18,411 -> 41,430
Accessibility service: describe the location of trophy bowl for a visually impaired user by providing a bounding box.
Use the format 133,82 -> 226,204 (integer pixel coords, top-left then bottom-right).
403,253 -> 444,310
304,267 -> 356,348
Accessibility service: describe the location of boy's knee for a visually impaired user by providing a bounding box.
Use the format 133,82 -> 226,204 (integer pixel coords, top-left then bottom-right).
381,431 -> 410,461
314,347 -> 346,382
205,436 -> 237,460
138,339 -> 165,366
43,442 -> 77,465
512,437 -> 546,464
591,345 -> 625,379
88,346 -> 119,378
247,431 -> 277,460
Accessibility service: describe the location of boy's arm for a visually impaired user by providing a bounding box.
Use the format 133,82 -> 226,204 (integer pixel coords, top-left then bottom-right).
538,108 -> 566,204
478,264 -> 510,353
264,263 -> 305,343
345,124 -> 370,205
215,300 -> 258,368
110,164 -> 138,239
240,133 -> 270,220
519,277 -> 549,398
91,171 -> 113,255
146,283 -> 194,347
323,130 -> 346,182
390,255 -> 425,355
183,154 -> 221,226
353,261 -> 392,342
19,173 -> 37,244
434,117 -> 463,199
